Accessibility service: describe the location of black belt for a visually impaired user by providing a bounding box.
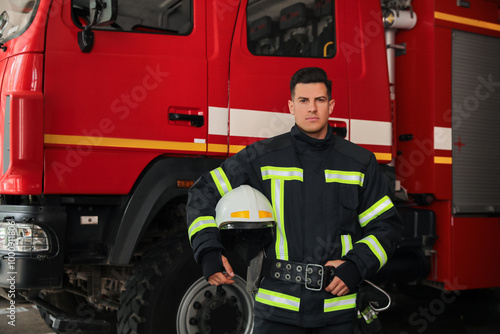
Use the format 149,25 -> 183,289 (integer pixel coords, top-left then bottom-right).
262,258 -> 336,291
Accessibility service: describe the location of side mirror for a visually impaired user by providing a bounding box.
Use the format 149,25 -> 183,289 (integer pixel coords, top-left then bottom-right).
78,0 -> 118,53
90,0 -> 117,27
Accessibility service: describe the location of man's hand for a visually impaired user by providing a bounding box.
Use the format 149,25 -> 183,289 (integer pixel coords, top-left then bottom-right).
208,255 -> 235,286
324,259 -> 349,296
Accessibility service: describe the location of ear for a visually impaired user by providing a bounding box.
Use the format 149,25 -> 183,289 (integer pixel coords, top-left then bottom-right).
329,99 -> 335,115
288,100 -> 295,115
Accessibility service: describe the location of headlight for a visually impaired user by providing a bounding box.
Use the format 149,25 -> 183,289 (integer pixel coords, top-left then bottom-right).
0,222 -> 50,252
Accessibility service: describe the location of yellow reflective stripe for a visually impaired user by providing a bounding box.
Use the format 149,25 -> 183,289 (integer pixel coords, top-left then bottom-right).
259,210 -> 273,218
44,134 -> 206,152
435,11 -> 500,32
341,234 -> 353,257
261,166 -> 304,181
325,170 -> 365,186
188,216 -> 217,242
210,167 -> 232,197
256,288 -> 300,312
358,196 -> 394,228
261,166 -> 302,261
207,143 -> 227,154
231,210 -> 249,218
229,144 -> 246,154
434,156 -> 452,164
357,235 -> 387,269
374,152 -> 392,161
324,293 -> 357,312
272,179 -> 288,260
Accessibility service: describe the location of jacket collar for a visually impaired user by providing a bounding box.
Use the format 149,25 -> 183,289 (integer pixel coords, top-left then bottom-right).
291,125 -> 334,154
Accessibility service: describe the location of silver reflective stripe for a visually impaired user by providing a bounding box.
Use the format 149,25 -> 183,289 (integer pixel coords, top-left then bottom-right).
324,170 -> 364,186
210,167 -> 232,197
341,234 -> 353,257
255,288 -> 300,312
357,235 -> 388,269
324,293 -> 357,312
261,166 -> 303,181
272,178 -> 288,260
3,96 -> 10,174
358,195 -> 394,228
188,216 -> 217,242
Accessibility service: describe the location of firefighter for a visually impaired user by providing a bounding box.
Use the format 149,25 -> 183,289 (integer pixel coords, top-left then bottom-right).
187,67 -> 403,333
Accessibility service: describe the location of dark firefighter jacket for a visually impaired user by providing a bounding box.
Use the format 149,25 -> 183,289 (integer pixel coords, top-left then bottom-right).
186,125 -> 403,328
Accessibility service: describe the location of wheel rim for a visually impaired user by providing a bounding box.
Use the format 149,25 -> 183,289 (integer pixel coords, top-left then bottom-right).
176,275 -> 254,334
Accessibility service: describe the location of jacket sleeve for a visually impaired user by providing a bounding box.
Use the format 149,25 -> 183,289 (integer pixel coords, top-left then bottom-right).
186,146 -> 260,278
343,153 -> 403,281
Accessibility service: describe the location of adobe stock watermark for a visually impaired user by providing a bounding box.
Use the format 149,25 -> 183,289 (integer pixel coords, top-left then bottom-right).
215,0 -> 240,21
397,137 -> 435,183
397,73 -> 499,181
256,106 -> 294,140
443,73 -> 500,129
399,282 -> 465,334
50,65 -> 169,182
339,10 -> 384,64
4,220 -> 17,327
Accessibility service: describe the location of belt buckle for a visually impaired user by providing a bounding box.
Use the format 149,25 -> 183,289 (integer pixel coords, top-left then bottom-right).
305,264 -> 323,291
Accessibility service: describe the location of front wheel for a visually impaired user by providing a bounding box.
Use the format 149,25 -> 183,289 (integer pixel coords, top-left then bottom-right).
117,236 -> 254,333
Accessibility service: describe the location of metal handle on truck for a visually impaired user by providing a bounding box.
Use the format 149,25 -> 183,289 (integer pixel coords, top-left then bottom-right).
169,113 -> 204,127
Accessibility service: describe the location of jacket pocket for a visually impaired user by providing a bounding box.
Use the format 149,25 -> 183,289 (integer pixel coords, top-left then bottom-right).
338,184 -> 359,233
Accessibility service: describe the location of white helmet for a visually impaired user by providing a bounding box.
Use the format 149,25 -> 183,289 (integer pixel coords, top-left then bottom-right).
215,185 -> 276,230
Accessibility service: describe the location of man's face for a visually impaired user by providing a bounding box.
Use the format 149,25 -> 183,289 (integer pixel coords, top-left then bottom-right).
288,83 -> 335,140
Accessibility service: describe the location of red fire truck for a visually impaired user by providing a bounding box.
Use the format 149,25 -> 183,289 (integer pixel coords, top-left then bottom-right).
0,0 -> 498,333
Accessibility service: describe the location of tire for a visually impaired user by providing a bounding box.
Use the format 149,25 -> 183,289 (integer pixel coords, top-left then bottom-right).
117,235 -> 254,334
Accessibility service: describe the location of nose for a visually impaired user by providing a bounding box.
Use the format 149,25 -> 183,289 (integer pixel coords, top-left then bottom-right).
308,100 -> 317,112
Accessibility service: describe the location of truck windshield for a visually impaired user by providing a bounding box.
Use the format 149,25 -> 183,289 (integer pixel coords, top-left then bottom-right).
0,0 -> 39,43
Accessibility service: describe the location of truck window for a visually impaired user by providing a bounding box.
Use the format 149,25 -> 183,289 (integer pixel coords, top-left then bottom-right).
247,0 -> 335,58
0,0 -> 39,44
71,0 -> 192,35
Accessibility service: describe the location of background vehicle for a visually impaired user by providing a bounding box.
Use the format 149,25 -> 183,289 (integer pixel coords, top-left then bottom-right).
0,0 -> 498,333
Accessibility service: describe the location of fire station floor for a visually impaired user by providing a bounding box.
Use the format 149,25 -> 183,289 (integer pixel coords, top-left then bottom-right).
381,285 -> 500,334
0,285 -> 498,333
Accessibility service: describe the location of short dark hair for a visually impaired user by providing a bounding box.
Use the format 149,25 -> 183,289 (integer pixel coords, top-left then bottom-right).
290,67 -> 332,100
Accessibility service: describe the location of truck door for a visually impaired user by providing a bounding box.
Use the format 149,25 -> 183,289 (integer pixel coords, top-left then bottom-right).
228,0 -> 349,152
44,0 -> 207,193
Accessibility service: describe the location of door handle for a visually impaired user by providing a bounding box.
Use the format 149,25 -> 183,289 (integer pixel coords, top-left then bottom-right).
169,113 -> 204,127
328,120 -> 347,138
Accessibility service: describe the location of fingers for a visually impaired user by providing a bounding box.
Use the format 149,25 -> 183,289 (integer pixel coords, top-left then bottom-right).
207,256 -> 235,286
221,255 -> 235,278
325,277 -> 336,292
325,277 -> 349,296
333,284 -> 349,296
324,259 -> 345,268
208,272 -> 235,286
324,259 -> 348,295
